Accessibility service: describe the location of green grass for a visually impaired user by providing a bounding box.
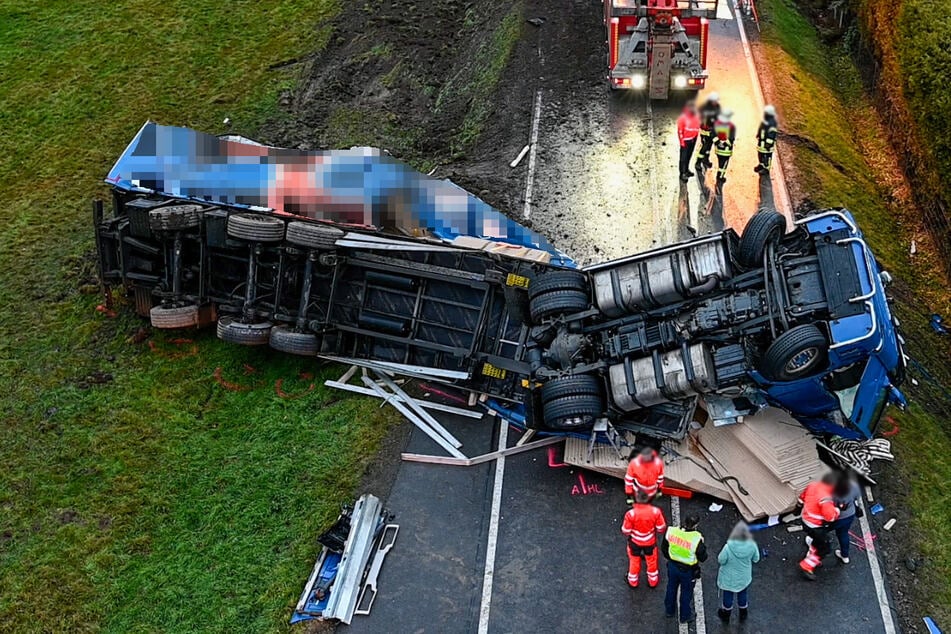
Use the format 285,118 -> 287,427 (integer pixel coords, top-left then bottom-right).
758,0 -> 951,624
437,2 -> 524,155
0,2 -> 397,632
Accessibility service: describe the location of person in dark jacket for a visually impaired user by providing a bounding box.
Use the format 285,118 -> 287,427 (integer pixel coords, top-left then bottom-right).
662,515 -> 708,624
831,473 -> 863,564
695,92 -> 720,172
716,521 -> 761,622
754,105 -> 779,174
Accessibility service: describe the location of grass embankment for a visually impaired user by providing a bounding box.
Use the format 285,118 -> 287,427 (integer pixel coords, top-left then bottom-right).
0,2 -> 395,632
855,0 -> 951,269
757,0 -> 951,625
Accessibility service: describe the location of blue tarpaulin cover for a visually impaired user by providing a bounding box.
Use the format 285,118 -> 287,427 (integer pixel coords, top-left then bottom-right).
106,122 -> 569,263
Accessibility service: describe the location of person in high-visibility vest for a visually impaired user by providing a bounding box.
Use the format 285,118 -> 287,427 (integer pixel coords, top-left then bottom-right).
713,109 -> 736,184
754,105 -> 779,175
797,472 -> 841,580
621,491 -> 668,588
624,447 -> 665,503
662,515 -> 708,623
695,92 -> 720,172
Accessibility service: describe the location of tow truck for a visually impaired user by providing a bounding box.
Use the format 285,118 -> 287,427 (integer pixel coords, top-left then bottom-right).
604,0 -> 717,99
94,124 -> 906,442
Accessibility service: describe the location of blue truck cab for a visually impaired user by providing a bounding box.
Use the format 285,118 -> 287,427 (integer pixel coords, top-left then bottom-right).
754,210 -> 906,439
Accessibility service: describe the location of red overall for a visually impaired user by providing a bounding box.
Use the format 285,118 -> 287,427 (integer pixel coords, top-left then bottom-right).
625,452 -> 665,497
622,503 -> 668,587
798,481 -> 840,574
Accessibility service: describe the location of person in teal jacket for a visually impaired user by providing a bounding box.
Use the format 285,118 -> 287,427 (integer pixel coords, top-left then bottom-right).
716,521 -> 761,622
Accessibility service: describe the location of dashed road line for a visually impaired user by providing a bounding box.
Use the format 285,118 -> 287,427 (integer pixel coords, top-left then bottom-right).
522,90 -> 543,220
670,496 -> 707,634
477,418 -> 509,634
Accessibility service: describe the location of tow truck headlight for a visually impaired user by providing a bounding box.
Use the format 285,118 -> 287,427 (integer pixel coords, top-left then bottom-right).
673,75 -> 688,89
631,74 -> 646,89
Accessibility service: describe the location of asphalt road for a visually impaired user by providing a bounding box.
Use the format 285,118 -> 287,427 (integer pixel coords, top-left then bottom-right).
342,4 -> 894,633
345,413 -> 893,634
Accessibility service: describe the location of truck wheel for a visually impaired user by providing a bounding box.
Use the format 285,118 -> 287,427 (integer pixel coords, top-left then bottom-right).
149,204 -> 203,232
528,270 -> 589,300
269,325 -> 320,356
543,395 -> 604,430
216,315 -> 272,345
759,324 -> 829,381
150,304 -> 199,329
737,211 -> 786,268
286,221 -> 344,250
530,289 -> 590,323
227,213 -> 285,242
541,374 -> 603,404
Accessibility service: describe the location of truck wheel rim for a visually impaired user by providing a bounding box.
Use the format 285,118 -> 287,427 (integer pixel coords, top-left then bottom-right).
785,347 -> 819,374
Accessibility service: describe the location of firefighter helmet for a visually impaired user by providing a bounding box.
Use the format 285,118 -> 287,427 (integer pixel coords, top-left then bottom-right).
764,104 -> 777,117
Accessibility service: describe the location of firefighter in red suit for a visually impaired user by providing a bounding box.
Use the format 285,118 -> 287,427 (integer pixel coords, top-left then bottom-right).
622,491 -> 668,587
625,447 -> 665,502
797,473 -> 841,580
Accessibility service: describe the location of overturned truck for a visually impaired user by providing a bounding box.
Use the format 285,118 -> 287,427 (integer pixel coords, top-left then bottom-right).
94,122 -> 904,438
94,124 -> 906,441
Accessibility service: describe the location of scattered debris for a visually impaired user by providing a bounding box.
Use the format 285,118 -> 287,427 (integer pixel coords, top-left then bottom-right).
510,144 -> 530,168
931,313 -> 948,335
923,617 -> 942,634
708,502 -> 723,512
870,503 -> 884,515
526,17 -> 546,27
884,518 -> 897,531
291,495 -> 398,625
786,525 -> 803,533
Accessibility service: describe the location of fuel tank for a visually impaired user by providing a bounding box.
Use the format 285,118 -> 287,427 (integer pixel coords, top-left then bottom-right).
608,343 -> 717,410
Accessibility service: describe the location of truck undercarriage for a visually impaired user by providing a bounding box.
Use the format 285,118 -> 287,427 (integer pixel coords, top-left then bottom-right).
96,185 -> 905,441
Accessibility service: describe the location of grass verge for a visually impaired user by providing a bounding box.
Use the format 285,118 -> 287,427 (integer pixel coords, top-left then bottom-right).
756,0 -> 951,626
0,2 -> 397,632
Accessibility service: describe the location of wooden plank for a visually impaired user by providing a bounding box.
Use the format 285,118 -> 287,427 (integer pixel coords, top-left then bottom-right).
401,436 -> 562,467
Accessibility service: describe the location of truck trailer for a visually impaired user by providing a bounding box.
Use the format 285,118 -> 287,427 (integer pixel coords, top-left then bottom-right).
604,0 -> 717,99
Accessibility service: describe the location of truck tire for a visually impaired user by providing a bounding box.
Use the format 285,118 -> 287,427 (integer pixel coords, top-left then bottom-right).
216,315 -> 272,345
529,289 -> 590,323
543,395 -> 604,430
149,204 -> 203,232
759,324 -> 829,381
286,221 -> 344,250
150,304 -> 199,329
269,325 -> 320,356
528,270 -> 588,300
227,213 -> 285,242
541,374 -> 603,404
737,211 -> 786,268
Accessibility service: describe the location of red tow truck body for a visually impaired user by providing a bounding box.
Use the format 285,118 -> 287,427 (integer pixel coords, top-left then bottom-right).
604,0 -> 718,99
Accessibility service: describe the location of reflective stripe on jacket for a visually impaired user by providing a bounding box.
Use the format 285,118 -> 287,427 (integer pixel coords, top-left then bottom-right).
756,116 -> 778,152
677,112 -> 701,145
714,121 -> 735,155
622,503 -> 668,546
799,481 -> 840,528
665,527 -> 703,565
624,454 -> 665,495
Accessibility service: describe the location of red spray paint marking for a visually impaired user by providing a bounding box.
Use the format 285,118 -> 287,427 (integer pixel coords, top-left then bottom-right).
147,339 -> 198,360
418,383 -> 469,405
95,304 -> 117,319
548,446 -> 568,468
881,416 -> 900,437
275,377 -> 316,399
571,473 -> 605,496
213,366 -> 254,392
848,530 -> 877,552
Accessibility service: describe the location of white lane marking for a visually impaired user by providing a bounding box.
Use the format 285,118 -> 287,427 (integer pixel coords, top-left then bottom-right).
477,418 -> 509,634
732,2 -> 793,222
858,500 -> 897,634
670,496 -> 706,634
522,90 -> 543,220
645,99 -> 664,243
